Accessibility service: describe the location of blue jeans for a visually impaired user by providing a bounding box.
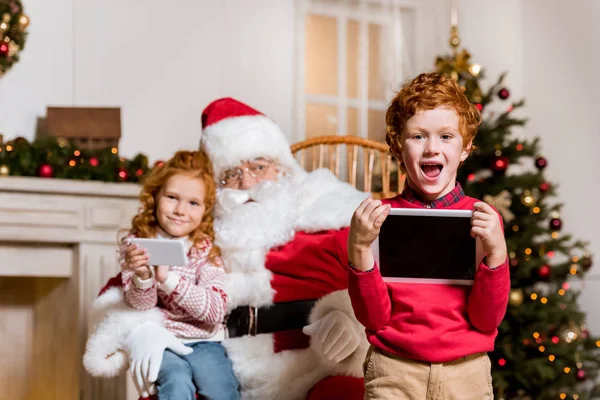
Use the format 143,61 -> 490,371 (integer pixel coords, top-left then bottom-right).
157,341 -> 240,400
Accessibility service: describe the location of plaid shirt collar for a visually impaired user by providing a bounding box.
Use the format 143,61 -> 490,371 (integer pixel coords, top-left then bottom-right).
401,182 -> 465,209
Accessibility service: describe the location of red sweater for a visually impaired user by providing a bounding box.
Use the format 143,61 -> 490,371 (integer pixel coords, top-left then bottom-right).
348,195 -> 510,363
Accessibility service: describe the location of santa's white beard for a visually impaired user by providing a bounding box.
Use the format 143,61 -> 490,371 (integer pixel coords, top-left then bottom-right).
214,178 -> 298,253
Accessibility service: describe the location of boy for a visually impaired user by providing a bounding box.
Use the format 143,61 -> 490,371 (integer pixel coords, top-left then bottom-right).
347,73 -> 510,399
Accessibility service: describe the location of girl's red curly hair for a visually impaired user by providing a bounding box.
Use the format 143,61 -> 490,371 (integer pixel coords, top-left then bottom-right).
126,150 -> 220,264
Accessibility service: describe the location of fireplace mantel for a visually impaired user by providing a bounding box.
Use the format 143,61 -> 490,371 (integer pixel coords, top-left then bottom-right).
0,176 -> 140,400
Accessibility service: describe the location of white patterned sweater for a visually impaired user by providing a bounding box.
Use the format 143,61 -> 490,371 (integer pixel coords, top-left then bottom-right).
120,235 -> 227,340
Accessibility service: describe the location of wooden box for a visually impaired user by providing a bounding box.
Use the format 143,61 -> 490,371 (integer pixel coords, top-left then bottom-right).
43,107 -> 122,150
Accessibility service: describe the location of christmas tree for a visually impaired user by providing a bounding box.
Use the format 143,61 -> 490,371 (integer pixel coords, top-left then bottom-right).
435,26 -> 600,400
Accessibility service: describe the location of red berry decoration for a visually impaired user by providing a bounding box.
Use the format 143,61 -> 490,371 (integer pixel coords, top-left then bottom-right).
538,265 -> 551,280
539,182 -> 550,192
535,157 -> 547,170
498,88 -> 510,100
549,218 -> 562,231
491,155 -> 509,173
37,163 -> 54,178
117,168 -> 128,181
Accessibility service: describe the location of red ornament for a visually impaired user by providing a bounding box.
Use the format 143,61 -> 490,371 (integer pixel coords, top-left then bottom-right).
37,163 -> 54,178
497,358 -> 506,367
491,155 -> 509,173
135,168 -> 144,177
516,143 -> 523,151
467,173 -> 475,181
539,182 -> 550,192
89,157 -> 99,167
117,168 -> 128,181
0,43 -> 8,57
538,265 -> 551,279
475,103 -> 483,111
535,157 -> 547,170
576,368 -> 586,381
551,336 -> 559,344
510,258 -> 518,267
154,160 -> 165,168
549,218 -> 562,231
498,88 -> 510,100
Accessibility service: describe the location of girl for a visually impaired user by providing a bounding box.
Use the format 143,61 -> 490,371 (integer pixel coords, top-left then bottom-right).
120,150 -> 239,400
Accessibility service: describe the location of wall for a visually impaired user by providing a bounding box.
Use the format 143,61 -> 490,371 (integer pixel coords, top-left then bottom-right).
0,0 -> 296,161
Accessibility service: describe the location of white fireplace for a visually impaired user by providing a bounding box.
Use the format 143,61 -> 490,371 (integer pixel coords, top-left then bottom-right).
0,176 -> 140,400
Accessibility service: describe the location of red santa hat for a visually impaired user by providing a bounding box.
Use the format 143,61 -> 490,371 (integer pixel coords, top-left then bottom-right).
200,97 -> 299,178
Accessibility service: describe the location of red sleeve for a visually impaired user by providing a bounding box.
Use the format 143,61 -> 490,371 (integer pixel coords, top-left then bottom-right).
348,264 -> 392,331
467,206 -> 510,332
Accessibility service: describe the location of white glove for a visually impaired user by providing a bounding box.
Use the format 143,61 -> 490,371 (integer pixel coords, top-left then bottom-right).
123,321 -> 193,397
302,310 -> 361,363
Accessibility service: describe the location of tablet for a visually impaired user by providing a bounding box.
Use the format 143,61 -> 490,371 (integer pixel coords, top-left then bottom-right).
130,238 -> 188,267
373,208 -> 476,285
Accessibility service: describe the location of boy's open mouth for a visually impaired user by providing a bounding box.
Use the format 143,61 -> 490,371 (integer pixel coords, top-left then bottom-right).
421,163 -> 443,178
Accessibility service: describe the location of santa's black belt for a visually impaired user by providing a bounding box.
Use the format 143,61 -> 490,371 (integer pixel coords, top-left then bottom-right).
226,300 -> 317,338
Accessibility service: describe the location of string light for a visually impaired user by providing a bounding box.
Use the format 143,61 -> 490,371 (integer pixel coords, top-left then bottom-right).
74,150 -> 81,156
533,206 -> 541,214
549,354 -> 555,362
560,394 -> 566,400
572,256 -> 579,262
533,332 -> 540,339
552,336 -> 559,344
570,266 -> 578,275
111,147 -> 118,154
538,346 -> 545,352
558,289 -> 565,296
540,297 -> 548,304
525,248 -> 532,255
564,367 -> 571,373
552,232 -> 559,239
531,293 -> 538,300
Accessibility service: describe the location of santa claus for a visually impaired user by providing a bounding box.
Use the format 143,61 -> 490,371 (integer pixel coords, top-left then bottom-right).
83,97 -> 370,400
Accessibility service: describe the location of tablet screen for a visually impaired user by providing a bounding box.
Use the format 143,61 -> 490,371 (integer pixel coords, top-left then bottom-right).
374,208 -> 476,285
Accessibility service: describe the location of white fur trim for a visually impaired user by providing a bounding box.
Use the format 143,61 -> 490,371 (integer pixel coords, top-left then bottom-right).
202,115 -> 297,178
307,290 -> 369,377
296,169 -> 369,232
83,287 -> 164,378
223,270 -> 275,312
223,334 -> 329,400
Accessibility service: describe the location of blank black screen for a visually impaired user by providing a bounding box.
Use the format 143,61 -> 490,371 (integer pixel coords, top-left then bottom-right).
378,213 -> 476,281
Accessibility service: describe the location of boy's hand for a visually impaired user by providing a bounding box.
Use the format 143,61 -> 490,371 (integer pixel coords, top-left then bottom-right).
471,202 -> 507,268
348,197 -> 391,271
155,265 -> 170,283
124,244 -> 152,280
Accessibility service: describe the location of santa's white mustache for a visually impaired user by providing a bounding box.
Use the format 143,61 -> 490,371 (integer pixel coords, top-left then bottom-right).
215,180 -> 283,216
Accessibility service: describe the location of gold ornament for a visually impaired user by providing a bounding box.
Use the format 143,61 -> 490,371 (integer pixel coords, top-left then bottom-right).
19,14 -> 29,28
2,13 -> 10,23
484,190 -> 515,222
509,288 -> 524,306
8,41 -> 18,57
0,164 -> 9,176
520,190 -> 536,207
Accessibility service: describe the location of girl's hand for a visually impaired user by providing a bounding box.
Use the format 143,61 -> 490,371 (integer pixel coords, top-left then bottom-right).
471,202 -> 507,268
155,265 -> 169,283
347,197 -> 391,271
124,244 -> 152,280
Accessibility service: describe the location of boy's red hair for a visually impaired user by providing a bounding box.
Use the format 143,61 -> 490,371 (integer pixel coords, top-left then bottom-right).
126,150 -> 220,264
385,73 -> 481,166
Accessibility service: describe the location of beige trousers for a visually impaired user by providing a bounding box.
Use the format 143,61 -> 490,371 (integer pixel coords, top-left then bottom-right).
363,346 -> 493,400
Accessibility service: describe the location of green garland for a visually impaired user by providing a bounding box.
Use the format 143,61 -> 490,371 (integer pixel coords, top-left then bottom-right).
0,136 -> 153,183
0,0 -> 29,76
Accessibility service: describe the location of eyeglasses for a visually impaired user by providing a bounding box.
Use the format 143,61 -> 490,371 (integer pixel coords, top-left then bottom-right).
219,159 -> 273,188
